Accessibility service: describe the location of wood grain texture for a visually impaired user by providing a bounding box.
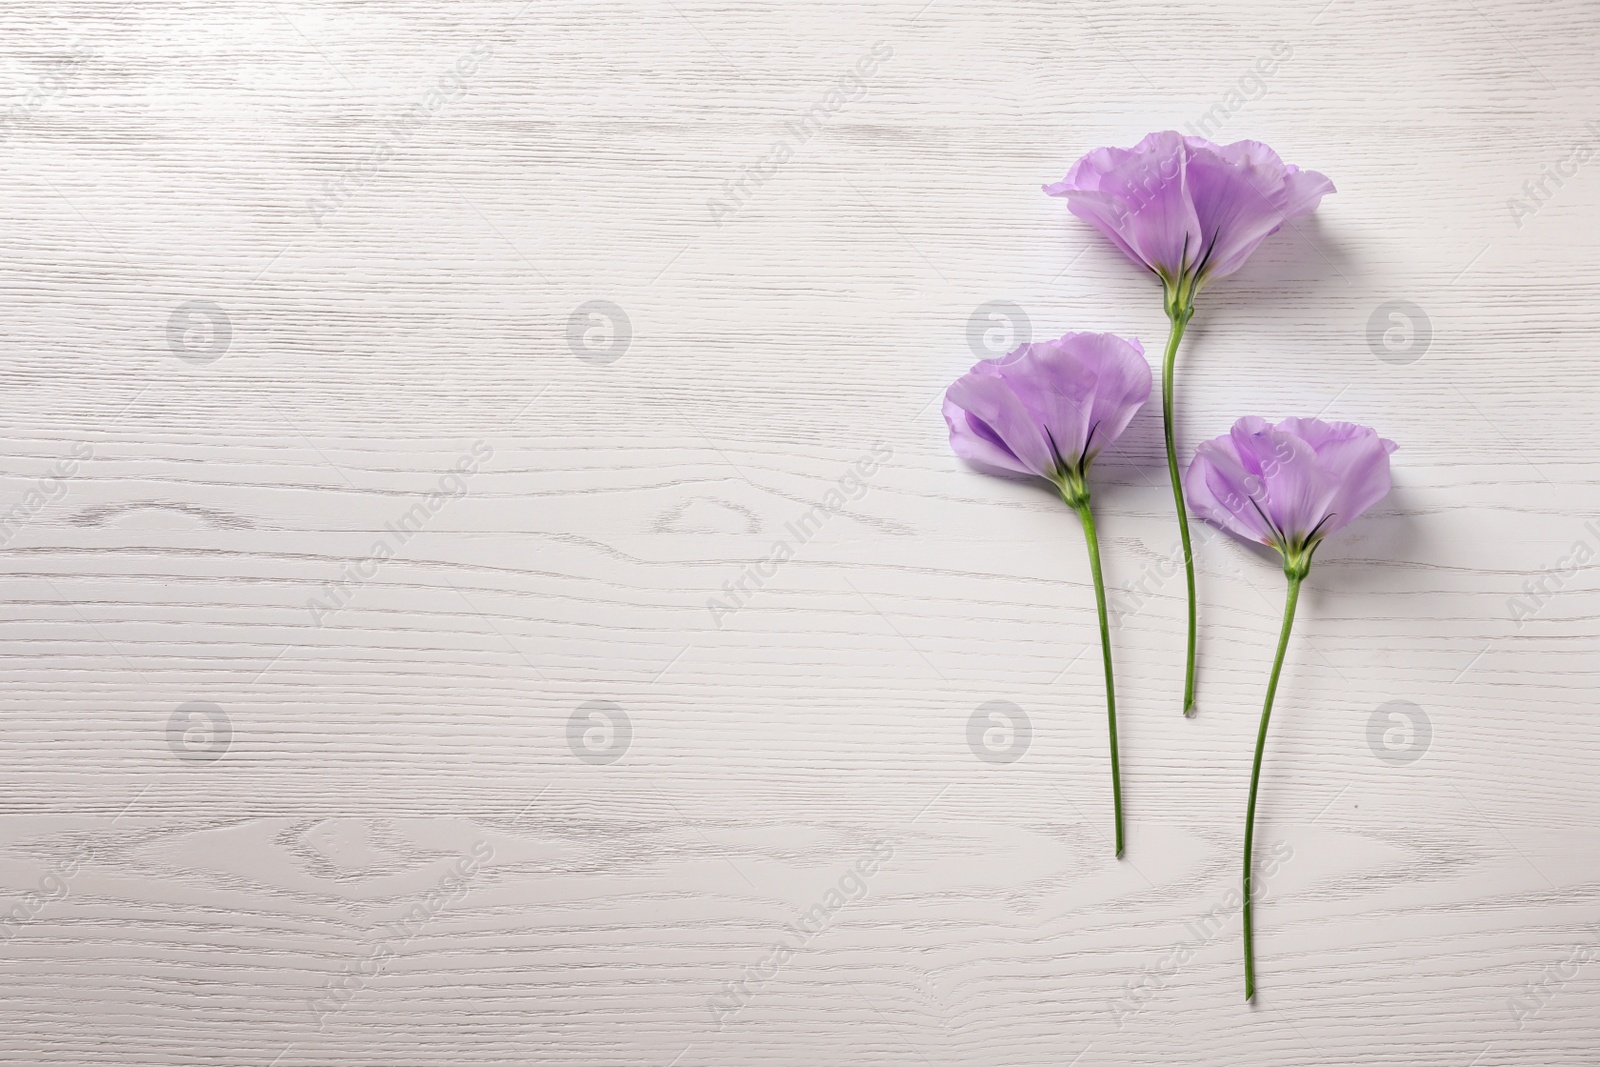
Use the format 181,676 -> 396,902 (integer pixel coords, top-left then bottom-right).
1,0 -> 1598,1063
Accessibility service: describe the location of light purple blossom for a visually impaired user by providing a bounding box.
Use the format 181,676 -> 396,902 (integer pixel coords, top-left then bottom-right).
1186,415 -> 1396,1000
944,330 -> 1152,857
1185,416 -> 1397,568
1044,131 -> 1335,287
943,332 -> 1151,498
1047,132 -> 1334,715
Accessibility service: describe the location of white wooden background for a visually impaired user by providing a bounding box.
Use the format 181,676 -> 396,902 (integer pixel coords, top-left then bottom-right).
1,0 -> 1597,1063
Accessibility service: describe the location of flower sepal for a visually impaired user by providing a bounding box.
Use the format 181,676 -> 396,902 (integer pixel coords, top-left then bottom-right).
1054,468 -> 1091,510
1278,540 -> 1315,581
1161,270 -> 1198,326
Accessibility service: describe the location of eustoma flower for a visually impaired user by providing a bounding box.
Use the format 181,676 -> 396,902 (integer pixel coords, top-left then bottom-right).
1185,416 -> 1397,999
1046,133 -> 1335,714
945,332 -> 1151,856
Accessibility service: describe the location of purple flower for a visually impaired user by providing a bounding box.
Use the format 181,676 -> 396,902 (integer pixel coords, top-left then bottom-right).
1046,132 -> 1334,716
944,330 -> 1151,858
943,332 -> 1152,502
1183,415 -> 1396,1001
1185,416 -> 1397,571
1044,132 -> 1335,288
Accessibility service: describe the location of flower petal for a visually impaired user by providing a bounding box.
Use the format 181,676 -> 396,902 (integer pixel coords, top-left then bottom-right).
1279,167 -> 1337,224
1184,142 -> 1296,281
1004,333 -> 1152,467
1186,443 -> 1276,545
1227,421 -> 1340,543
1047,132 -> 1201,277
1096,133 -> 1203,278
1278,417 -> 1396,537
999,338 -> 1098,464
943,396 -> 1033,477
1077,332 -> 1152,457
944,368 -> 1055,479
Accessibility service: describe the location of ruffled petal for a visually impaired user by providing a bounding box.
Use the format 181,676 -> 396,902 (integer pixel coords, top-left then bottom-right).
1221,421 -> 1337,542
1278,417 -> 1396,537
998,338 -> 1098,465
1046,132 -> 1201,277
1095,132 -> 1203,277
1186,443 -> 1276,545
945,369 -> 1055,479
1184,142 -> 1297,281
1076,332 -> 1152,458
1057,192 -> 1147,269
1279,167 -> 1337,224
1006,333 -> 1151,468
942,395 -> 1034,477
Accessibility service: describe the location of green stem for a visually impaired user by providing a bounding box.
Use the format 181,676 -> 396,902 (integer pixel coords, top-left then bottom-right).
1073,498 -> 1123,858
1242,571 -> 1302,1002
1160,302 -> 1198,717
